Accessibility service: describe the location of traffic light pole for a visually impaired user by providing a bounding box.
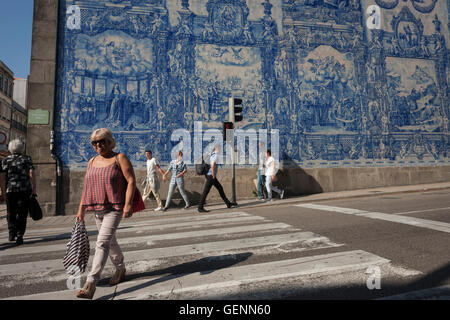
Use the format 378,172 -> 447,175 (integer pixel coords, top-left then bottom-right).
228,98 -> 236,204
232,151 -> 236,203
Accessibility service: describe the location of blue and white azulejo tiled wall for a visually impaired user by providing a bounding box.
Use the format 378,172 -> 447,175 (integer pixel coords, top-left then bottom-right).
54,0 -> 449,170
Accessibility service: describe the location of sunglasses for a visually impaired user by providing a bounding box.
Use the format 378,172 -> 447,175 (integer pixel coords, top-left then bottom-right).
91,139 -> 106,146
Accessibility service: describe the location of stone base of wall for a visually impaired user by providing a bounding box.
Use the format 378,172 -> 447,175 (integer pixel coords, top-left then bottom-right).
42,165 -> 450,216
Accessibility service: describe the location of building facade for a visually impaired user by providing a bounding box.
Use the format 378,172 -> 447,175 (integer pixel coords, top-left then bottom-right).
0,60 -> 14,158
28,0 -> 449,215
11,78 -> 28,143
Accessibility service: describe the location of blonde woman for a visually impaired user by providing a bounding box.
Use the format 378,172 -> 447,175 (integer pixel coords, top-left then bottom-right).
76,128 -> 136,299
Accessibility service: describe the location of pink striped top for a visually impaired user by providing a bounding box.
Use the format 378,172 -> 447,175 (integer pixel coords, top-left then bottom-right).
81,157 -> 127,212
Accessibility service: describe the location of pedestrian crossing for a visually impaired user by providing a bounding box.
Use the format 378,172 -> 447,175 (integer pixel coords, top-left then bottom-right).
0,209 -> 406,300
295,203 -> 450,234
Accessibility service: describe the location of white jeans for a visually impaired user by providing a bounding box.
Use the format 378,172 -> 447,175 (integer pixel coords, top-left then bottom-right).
265,175 -> 282,200
86,211 -> 124,284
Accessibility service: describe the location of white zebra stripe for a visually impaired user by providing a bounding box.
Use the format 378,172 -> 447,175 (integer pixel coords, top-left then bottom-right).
0,231 -> 341,277
0,212 -> 251,236
0,222 -> 293,257
2,250 -> 389,300
295,203 -> 450,234
0,216 -> 262,241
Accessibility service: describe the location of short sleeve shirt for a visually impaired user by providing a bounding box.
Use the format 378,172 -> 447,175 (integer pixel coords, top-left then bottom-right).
265,156 -> 276,177
0,154 -> 34,193
146,158 -> 158,176
207,152 -> 218,176
167,159 -> 186,182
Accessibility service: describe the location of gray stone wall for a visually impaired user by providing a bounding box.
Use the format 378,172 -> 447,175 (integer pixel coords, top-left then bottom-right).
61,165 -> 450,215
27,0 -> 58,214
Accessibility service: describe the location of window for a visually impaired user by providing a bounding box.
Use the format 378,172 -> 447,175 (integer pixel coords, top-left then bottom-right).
0,103 -> 5,119
8,82 -> 13,98
6,107 -> 11,120
0,74 -> 3,92
4,78 -> 8,94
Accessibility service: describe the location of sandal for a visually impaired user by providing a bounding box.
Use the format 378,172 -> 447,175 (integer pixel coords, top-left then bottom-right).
76,282 -> 96,299
110,267 -> 126,286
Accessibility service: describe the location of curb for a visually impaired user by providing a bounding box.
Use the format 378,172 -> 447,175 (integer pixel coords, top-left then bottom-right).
1,182 -> 449,227
144,182 -> 450,211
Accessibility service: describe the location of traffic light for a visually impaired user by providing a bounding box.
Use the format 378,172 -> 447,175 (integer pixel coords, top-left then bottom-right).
223,121 -> 234,140
229,97 -> 243,123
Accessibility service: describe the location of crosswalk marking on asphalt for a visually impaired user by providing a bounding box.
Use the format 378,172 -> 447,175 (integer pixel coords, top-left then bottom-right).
5,250 -> 390,300
0,212 -> 253,239
0,215 -> 283,250
0,231 -> 342,277
295,203 -> 450,234
394,206 -> 450,215
0,223 -> 293,257
15,215 -> 269,240
0,210 -> 398,300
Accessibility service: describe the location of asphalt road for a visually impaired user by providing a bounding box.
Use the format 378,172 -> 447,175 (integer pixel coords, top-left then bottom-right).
240,189 -> 450,299
0,189 -> 449,300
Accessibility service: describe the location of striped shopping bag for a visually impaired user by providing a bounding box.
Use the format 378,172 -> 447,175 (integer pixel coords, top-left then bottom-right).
63,220 -> 90,275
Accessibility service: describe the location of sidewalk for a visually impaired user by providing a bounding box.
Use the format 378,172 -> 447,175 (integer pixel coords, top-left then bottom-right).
1,181 -> 449,229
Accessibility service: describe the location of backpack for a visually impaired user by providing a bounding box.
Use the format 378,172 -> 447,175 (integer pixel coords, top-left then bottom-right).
195,158 -> 210,175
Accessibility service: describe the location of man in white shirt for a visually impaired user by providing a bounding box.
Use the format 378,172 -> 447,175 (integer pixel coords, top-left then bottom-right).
142,150 -> 165,211
265,149 -> 284,201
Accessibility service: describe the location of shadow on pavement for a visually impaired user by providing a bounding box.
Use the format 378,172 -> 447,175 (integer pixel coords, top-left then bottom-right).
276,153 -> 323,198
198,262 -> 450,300
96,252 -> 253,300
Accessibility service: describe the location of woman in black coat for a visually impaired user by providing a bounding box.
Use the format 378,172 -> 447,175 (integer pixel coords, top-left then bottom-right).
0,139 -> 36,245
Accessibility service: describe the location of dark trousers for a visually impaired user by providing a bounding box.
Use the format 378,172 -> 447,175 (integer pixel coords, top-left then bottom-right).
198,175 -> 230,208
6,191 -> 31,238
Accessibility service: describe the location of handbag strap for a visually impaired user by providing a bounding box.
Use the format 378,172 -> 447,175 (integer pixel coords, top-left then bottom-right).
113,153 -> 122,173
114,153 -> 136,193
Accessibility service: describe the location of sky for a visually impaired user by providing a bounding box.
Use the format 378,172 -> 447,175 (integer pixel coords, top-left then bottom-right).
0,1 -> 34,79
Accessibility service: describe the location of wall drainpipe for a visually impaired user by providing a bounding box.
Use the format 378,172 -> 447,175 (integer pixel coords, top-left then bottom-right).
50,131 -> 63,215
50,0 -> 63,216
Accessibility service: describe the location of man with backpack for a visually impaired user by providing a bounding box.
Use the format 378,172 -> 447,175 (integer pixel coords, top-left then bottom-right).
197,145 -> 237,213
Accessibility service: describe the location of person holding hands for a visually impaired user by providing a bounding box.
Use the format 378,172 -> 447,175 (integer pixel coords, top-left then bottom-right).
162,151 -> 190,211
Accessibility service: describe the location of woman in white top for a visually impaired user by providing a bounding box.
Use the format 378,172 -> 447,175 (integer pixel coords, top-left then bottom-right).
265,149 -> 284,201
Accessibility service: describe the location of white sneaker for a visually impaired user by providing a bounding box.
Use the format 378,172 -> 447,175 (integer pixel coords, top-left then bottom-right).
154,207 -> 163,212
